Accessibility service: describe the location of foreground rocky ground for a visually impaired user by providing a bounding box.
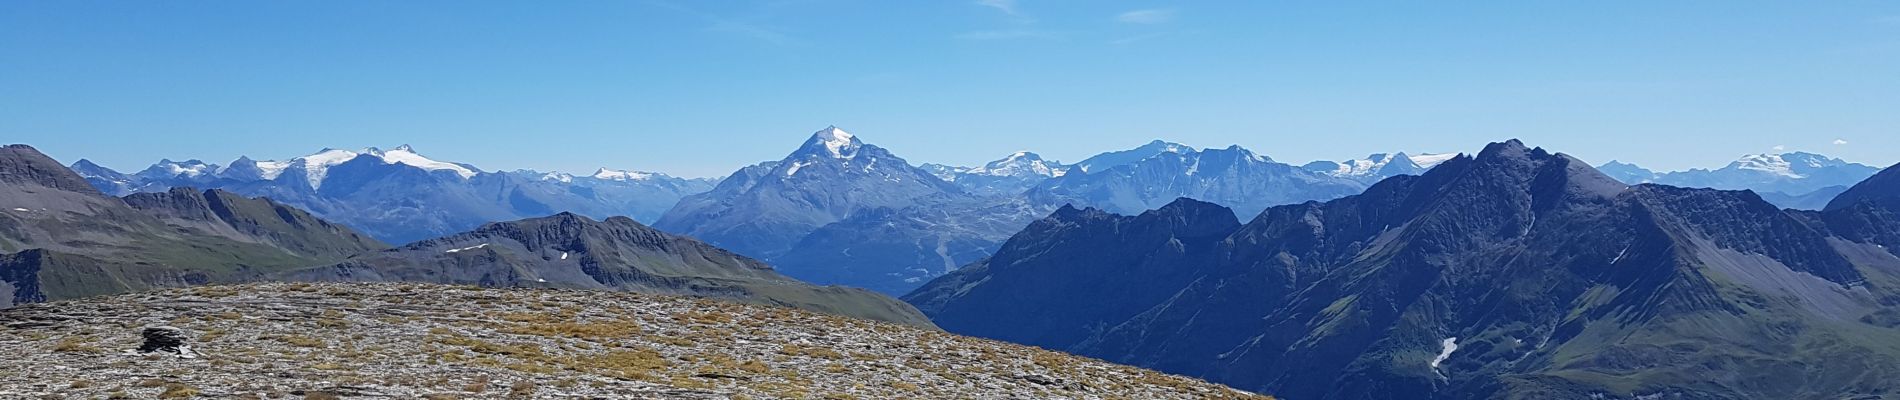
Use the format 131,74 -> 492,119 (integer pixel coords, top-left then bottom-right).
0,283 -> 1269,399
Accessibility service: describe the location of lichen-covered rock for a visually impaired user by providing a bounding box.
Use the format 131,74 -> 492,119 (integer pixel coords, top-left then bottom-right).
0,283 -> 1271,399
137,326 -> 188,355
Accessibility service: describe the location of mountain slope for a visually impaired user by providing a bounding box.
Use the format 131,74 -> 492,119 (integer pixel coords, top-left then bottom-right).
908,140 -> 1900,399
281,212 -> 935,328
771,195 -> 1053,295
1826,162 -> 1900,212
654,127 -> 963,260
0,283 -> 1268,399
0,145 -> 388,307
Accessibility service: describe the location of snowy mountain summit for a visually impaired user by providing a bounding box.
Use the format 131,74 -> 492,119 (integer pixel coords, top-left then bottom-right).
1302,152 -> 1459,184
805,126 -> 863,159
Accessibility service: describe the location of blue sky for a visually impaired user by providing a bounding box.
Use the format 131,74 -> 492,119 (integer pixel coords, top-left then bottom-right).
3,1 -> 1898,177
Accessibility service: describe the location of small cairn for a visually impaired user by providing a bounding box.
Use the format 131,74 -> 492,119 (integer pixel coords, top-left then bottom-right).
137,326 -> 192,357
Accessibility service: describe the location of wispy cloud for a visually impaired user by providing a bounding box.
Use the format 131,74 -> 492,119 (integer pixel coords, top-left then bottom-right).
975,0 -> 1019,16
1116,9 -> 1176,24
955,29 -> 1063,41
1834,138 -> 1849,145
1773,145 -> 1787,151
644,0 -> 798,45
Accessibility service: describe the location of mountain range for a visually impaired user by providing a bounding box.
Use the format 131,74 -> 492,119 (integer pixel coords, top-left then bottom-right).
1599,152 -> 1880,210
1027,143 -> 1372,218
0,144 -> 387,306
70,145 -> 717,244
48,129 -> 1889,302
907,139 -> 1900,399
3,144 -> 929,327
657,129 -> 1410,296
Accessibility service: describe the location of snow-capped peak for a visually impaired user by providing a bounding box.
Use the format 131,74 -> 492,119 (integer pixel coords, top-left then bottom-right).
804,126 -> 863,159
1073,140 -> 1195,173
967,151 -> 1068,178
376,145 -> 480,179
1306,151 -> 1454,180
249,145 -> 481,189
1730,153 -> 1804,178
142,159 -> 220,178
539,171 -> 575,183
293,148 -> 365,185
592,168 -> 657,181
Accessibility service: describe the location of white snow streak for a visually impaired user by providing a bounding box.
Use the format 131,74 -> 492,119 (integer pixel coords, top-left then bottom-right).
444,243 -> 490,253
1431,337 -> 1459,371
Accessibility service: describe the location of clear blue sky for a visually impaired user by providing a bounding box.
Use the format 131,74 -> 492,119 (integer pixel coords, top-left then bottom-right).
4,1 -> 1898,177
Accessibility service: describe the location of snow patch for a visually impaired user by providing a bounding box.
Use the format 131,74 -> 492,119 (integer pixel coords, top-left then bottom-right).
379,145 -> 478,178
1731,154 -> 1804,178
254,160 -> 292,180
810,126 -> 861,159
540,172 -> 574,183
784,161 -> 812,177
965,151 -> 1067,178
560,252 -> 569,260
444,243 -> 490,253
9,208 -> 28,212
158,161 -> 215,177
592,168 -> 657,181
257,145 -> 481,189
1431,337 -> 1459,371
1408,153 -> 1458,168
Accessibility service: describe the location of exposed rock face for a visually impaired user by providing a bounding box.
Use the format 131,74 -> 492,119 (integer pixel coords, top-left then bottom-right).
908,140 -> 1900,399
0,144 -> 105,196
0,283 -> 1271,399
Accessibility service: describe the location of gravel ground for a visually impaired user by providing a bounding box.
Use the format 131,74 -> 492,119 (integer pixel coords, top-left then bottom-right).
0,283 -> 1271,399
